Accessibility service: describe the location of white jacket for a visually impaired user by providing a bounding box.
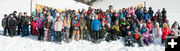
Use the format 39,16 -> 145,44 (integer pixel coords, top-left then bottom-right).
54,21 -> 64,31
152,27 -> 162,44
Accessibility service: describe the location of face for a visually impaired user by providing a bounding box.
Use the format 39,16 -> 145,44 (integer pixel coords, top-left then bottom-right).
80,15 -> 84,19
164,24 -> 167,28
116,21 -> 119,25
123,18 -> 126,21
128,31 -> 131,36
19,13 -> 22,16
134,28 -> 138,33
75,17 -> 77,20
107,15 -> 109,18
10,15 -> 13,18
24,14 -> 27,16
155,24 -> 159,28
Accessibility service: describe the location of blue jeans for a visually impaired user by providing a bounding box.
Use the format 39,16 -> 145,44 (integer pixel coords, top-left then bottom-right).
22,25 -> 29,37
51,29 -> 56,41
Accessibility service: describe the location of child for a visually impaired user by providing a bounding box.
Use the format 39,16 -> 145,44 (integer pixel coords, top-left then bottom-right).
125,31 -> 134,47
133,27 -> 144,47
54,17 -> 64,44
36,14 -> 44,40
8,14 -> 17,37
71,16 -> 80,41
22,12 -> 31,37
2,14 -> 8,36
43,14 -> 53,41
152,22 -> 162,45
142,29 -> 152,45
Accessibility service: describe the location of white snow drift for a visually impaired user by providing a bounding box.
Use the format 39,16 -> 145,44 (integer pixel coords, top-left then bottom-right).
0,35 -> 165,51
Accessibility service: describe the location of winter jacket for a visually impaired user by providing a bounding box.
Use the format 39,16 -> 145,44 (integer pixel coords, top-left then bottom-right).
8,18 -> 17,28
79,18 -> 87,28
31,21 -> 38,35
143,13 -> 150,20
50,8 -> 57,18
36,17 -> 44,29
91,19 -> 101,31
161,28 -> 171,39
152,27 -> 162,43
72,19 -> 80,30
140,27 -> 148,34
106,17 -> 111,25
128,9 -> 135,17
2,18 -> 8,28
148,9 -> 154,17
142,31 -> 152,45
111,25 -> 121,35
22,16 -> 31,26
122,11 -> 127,17
119,14 -> 124,19
43,18 -> 53,29
54,21 -> 64,31
133,32 -> 141,40
17,15 -> 23,25
161,10 -> 166,18
137,12 -> 144,20
171,28 -> 180,36
146,23 -> 153,31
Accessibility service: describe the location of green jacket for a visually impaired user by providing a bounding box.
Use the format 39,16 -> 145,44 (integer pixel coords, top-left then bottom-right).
22,16 -> 31,26
111,25 -> 121,35
79,18 -> 87,28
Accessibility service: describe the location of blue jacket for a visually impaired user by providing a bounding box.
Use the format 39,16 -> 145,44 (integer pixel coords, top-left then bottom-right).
144,13 -> 150,20
140,27 -> 148,34
137,12 -> 144,20
91,19 -> 101,31
50,9 -> 57,19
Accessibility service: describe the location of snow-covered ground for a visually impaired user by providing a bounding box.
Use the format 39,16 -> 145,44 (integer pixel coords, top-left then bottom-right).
0,35 -> 165,51
1,0 -> 180,51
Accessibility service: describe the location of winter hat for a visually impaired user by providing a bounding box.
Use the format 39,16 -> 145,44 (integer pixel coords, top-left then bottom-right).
40,14 -> 43,17
155,22 -> 159,26
106,13 -> 111,17
54,9 -> 57,12
32,11 -> 36,16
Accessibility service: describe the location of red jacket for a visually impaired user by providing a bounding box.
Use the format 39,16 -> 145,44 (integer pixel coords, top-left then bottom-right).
161,28 -> 171,39
31,21 -> 38,36
146,23 -> 153,31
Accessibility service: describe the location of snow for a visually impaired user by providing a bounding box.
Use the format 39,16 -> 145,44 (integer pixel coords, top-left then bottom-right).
1,0 -> 180,51
0,35 -> 165,51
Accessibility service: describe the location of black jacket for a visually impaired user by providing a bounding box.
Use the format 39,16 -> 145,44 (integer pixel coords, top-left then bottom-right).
8,18 -> 17,28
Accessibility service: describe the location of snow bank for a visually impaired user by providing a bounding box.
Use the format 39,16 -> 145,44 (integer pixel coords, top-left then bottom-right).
0,35 -> 165,51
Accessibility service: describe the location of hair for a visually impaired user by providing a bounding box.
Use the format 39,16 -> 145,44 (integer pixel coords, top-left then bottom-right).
24,12 -> 27,14
4,14 -> 7,17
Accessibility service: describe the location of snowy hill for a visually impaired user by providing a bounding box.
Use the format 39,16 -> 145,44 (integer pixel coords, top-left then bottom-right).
0,35 -> 165,51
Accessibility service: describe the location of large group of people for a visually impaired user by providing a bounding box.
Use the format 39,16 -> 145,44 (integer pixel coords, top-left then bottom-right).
2,5 -> 180,46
